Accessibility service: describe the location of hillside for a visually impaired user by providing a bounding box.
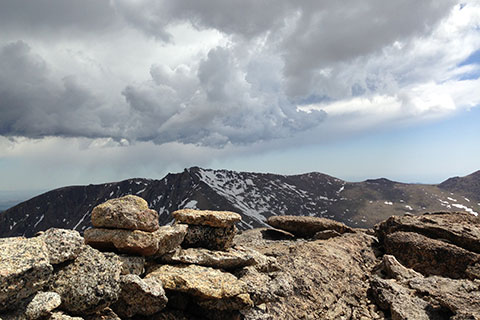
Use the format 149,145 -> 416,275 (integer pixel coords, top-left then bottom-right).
1,167 -> 479,237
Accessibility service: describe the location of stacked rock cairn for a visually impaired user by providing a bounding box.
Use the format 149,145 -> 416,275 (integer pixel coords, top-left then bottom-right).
0,194 -> 279,319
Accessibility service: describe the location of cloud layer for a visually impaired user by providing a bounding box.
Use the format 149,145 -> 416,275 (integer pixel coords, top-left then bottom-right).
0,0 -> 479,148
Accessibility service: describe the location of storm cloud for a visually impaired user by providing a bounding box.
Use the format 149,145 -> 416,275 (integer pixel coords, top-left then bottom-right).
0,0 -> 478,148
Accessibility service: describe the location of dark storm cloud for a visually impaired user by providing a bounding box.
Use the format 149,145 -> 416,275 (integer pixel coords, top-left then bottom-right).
0,41 -> 121,139
0,0 -> 118,37
0,0 -> 463,147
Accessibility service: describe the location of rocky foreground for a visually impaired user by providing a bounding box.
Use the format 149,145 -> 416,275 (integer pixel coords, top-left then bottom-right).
1,195 -> 479,320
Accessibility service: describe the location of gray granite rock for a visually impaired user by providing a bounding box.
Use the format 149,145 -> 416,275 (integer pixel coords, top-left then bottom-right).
0,237 -> 53,312
111,275 -> 167,317
154,224 -> 188,257
182,224 -> 236,251
172,209 -> 241,228
25,291 -> 61,320
49,246 -> 121,315
39,228 -> 84,264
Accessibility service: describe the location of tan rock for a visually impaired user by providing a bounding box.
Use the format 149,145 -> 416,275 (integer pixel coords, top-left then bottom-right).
111,274 -> 167,318
91,195 -> 159,232
155,224 -> 188,257
161,247 -> 256,270
267,215 -> 354,237
117,255 -> 145,275
384,231 -> 480,279
375,212 -> 480,254
49,313 -> 84,320
0,237 -> 53,312
172,209 -> 241,228
183,224 -> 236,251
84,228 -> 158,256
25,291 -> 61,320
380,255 -> 422,280
146,264 -> 253,310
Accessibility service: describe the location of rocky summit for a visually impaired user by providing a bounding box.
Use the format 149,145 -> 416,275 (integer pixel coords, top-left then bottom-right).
0,195 -> 479,320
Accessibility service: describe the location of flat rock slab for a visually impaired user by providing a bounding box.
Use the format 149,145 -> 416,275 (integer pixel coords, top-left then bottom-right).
85,228 -> 159,256
155,224 -> 188,257
0,237 -> 53,312
161,247 -> 257,270
182,224 -> 236,251
375,212 -> 480,254
267,215 -> 354,238
146,264 -> 253,310
49,246 -> 121,315
384,231 -> 480,279
172,209 -> 241,228
91,195 -> 159,232
39,228 -> 84,264
112,274 -> 167,318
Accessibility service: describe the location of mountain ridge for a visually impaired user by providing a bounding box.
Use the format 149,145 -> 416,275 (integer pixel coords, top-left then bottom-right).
1,167 -> 479,237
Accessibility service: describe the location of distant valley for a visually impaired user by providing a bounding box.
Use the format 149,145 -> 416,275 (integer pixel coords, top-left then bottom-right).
1,167 -> 479,237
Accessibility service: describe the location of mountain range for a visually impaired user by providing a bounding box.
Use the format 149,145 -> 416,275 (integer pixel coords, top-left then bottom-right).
1,167 -> 479,237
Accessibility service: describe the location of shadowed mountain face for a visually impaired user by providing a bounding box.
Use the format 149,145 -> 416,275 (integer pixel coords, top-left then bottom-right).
1,167 -> 479,237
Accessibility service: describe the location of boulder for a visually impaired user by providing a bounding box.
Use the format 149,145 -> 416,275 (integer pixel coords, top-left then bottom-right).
154,224 -> 188,257
182,224 -> 236,251
375,212 -> 480,253
49,246 -> 121,315
0,237 -> 53,312
266,215 -> 354,238
146,264 -> 253,311
407,276 -> 480,319
370,276 -> 440,320
91,195 -> 159,232
39,228 -> 84,264
379,255 -> 422,281
161,247 -> 257,270
24,291 -> 61,320
111,275 -> 167,318
172,209 -> 241,228
384,231 -> 480,279
84,228 -> 158,256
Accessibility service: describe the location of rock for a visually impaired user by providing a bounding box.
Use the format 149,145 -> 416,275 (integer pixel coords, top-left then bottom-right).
375,212 -> 480,254
0,237 -> 53,312
232,246 -> 280,273
83,308 -> 120,320
84,228 -> 158,256
49,246 -> 121,315
91,195 -> 159,232
172,209 -> 241,228
313,229 -> 341,240
407,276 -> 480,319
39,228 -> 84,264
379,255 -> 422,280
146,264 -> 253,310
266,215 -> 354,237
182,224 -> 237,251
49,312 -> 84,320
260,228 -> 295,240
234,230 -> 380,319
370,276 -> 438,320
235,267 -> 294,305
154,224 -> 188,257
160,247 -> 257,270
115,254 -> 145,275
24,291 -> 61,320
111,274 -> 167,318
384,231 -> 480,279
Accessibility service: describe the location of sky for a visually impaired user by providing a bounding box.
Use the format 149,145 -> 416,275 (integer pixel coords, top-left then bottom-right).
1,0 -> 480,196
